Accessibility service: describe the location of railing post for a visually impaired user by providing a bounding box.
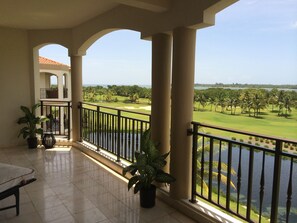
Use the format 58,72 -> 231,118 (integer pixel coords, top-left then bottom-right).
190,123 -> 198,203
40,101 -> 44,130
79,102 -> 83,142
97,106 -> 100,151
116,110 -> 121,162
67,101 -> 71,140
226,141 -> 233,212
270,139 -> 282,222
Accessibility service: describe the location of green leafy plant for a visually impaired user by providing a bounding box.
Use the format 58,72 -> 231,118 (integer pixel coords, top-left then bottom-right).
122,129 -> 176,194
17,104 -> 48,139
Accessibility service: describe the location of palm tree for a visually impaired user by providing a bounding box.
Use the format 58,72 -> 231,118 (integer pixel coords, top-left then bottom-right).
283,94 -> 292,117
251,91 -> 266,117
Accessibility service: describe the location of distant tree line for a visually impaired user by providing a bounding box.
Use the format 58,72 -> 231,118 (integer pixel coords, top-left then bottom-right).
194,88 -> 297,118
83,85 -> 296,118
83,85 -> 151,103
195,83 -> 297,89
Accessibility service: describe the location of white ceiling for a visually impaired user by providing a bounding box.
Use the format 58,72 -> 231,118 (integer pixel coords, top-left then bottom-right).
0,0 -> 171,30
0,0 -> 119,29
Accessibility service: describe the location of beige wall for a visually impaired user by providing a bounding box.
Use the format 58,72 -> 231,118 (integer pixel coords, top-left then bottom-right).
0,27 -> 32,147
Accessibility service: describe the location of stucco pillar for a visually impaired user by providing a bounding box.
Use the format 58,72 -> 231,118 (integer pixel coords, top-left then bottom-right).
151,33 -> 172,173
57,74 -> 64,100
70,55 -> 83,141
170,27 -> 196,199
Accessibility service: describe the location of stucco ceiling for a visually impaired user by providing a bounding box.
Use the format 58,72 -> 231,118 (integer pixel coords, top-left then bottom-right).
0,0 -> 119,29
0,0 -> 171,30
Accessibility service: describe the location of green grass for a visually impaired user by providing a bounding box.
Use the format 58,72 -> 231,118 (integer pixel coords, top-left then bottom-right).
193,105 -> 297,141
84,97 -> 297,140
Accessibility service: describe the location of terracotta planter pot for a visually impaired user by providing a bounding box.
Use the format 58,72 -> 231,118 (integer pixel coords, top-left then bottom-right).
140,185 -> 156,208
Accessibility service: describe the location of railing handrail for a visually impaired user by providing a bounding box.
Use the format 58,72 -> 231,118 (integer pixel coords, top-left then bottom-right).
192,121 -> 297,144
40,99 -> 72,104
81,101 -> 151,117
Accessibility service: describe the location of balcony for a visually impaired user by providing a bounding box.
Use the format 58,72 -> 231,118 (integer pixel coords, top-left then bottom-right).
40,88 -> 68,100
2,100 -> 296,222
77,102 -> 297,223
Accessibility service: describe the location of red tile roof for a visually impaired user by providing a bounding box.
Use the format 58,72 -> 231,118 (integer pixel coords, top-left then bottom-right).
39,56 -> 70,67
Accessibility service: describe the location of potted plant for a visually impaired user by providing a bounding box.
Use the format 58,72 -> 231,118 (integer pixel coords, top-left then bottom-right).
17,103 -> 48,149
122,129 -> 176,208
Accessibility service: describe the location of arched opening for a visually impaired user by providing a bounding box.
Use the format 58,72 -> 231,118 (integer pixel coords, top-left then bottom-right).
82,29 -> 151,109
37,44 -> 71,100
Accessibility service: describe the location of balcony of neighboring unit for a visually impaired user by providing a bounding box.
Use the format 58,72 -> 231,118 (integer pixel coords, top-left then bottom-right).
40,88 -> 68,99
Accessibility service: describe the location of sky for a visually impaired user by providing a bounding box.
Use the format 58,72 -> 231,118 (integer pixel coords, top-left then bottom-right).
39,0 -> 297,86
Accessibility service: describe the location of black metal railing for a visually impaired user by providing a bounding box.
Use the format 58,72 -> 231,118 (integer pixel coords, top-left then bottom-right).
190,122 -> 297,223
79,102 -> 150,162
40,100 -> 71,140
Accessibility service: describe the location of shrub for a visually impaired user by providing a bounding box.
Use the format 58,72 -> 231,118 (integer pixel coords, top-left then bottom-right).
249,136 -> 253,140
240,139 -> 244,142
231,137 -> 236,141
255,137 -> 259,141
255,143 -> 260,146
248,141 -> 252,144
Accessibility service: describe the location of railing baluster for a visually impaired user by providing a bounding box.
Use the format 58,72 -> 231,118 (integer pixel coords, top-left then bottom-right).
112,115 -> 115,154
236,145 -> 242,214
116,110 -> 121,162
125,118 -> 128,159
40,101 -> 44,131
132,120 -> 135,163
218,140 -> 222,204
286,157 -> 293,223
201,136 -> 205,196
96,106 -> 100,151
58,106 -> 61,135
259,151 -> 266,223
226,141 -> 233,211
208,138 -> 214,201
92,109 -> 95,144
191,123 -> 198,203
67,101 -> 71,140
99,109 -> 103,148
246,146 -> 254,221
107,113 -> 109,148
270,140 -> 282,222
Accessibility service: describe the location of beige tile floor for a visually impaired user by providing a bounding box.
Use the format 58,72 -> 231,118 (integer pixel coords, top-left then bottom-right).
0,146 -> 197,223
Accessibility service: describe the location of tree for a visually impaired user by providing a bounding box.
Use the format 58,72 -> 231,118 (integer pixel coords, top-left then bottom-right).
251,90 -> 266,117
268,88 -> 278,111
129,93 -> 139,103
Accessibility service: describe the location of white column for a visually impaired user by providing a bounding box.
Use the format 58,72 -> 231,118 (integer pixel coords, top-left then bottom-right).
151,33 -> 172,172
70,55 -> 83,141
57,73 -> 64,100
170,27 -> 196,199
